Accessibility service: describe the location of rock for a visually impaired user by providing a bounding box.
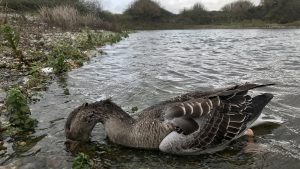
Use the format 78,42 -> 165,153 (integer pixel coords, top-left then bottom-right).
0,103 -> 5,112
0,159 -> 25,169
41,67 -> 53,74
0,150 -> 5,156
4,73 -> 10,78
0,63 -> 7,68
21,145 -> 41,157
0,89 -> 6,103
17,77 -> 29,85
22,163 -> 37,169
18,141 -> 27,146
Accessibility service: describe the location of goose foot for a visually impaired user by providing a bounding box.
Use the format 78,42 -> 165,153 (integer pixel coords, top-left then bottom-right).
244,129 -> 254,137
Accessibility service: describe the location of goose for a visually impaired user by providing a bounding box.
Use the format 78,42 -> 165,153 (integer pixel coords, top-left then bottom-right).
65,83 -> 276,155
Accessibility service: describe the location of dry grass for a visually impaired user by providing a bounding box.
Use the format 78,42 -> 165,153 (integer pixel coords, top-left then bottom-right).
39,6 -> 78,29
39,5 -> 105,30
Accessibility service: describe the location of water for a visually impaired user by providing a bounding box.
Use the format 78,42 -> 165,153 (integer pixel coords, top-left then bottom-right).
1,29 -> 300,168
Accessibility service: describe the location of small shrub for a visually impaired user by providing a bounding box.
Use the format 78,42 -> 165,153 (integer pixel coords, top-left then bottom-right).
5,87 -> 38,131
105,32 -> 128,44
72,153 -> 94,169
77,28 -> 97,50
49,43 -> 87,74
27,63 -> 47,89
49,53 -> 69,74
52,43 -> 86,61
0,24 -> 28,66
76,30 -> 128,50
109,34 -> 122,44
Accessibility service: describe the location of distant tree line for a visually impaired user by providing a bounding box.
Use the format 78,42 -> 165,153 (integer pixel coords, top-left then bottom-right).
121,0 -> 300,25
1,0 -> 300,29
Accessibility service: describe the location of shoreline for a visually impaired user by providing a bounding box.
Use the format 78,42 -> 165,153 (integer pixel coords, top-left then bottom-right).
129,24 -> 300,31
0,13 -> 129,140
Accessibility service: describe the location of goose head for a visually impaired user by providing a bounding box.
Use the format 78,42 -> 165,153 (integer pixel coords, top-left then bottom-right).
65,99 -> 129,143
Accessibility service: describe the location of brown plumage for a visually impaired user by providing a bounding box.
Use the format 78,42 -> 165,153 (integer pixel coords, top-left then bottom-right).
65,83 -> 275,154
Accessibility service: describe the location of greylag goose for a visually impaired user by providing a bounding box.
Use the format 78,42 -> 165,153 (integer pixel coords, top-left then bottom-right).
65,83 -> 275,155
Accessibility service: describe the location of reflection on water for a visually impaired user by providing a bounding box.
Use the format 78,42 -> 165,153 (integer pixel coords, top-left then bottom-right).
1,29 -> 300,168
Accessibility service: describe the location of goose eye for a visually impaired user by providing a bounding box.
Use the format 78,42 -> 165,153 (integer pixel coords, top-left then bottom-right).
175,126 -> 183,134
84,103 -> 89,107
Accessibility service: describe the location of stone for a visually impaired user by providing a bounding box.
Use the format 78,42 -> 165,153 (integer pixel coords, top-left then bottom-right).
0,63 -> 7,68
18,141 -> 27,146
17,77 -> 29,85
41,67 -> 53,74
0,89 -> 6,103
21,145 -> 41,157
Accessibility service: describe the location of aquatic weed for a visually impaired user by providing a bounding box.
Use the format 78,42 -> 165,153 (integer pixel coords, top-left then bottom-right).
131,106 -> 139,113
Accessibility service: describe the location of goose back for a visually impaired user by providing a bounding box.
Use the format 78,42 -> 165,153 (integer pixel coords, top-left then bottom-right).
159,84 -> 274,155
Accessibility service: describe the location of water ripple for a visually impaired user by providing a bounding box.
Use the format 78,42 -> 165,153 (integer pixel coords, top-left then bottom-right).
5,29 -> 299,168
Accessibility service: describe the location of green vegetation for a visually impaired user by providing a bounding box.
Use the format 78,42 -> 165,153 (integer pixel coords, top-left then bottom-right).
262,0 -> 300,23
78,28 -> 96,50
76,29 -> 129,49
124,0 -> 173,22
0,24 -> 28,66
27,63 -> 48,89
47,30 -> 128,74
48,45 -> 71,74
72,153 -> 94,169
179,3 -> 210,24
5,87 -> 38,131
0,0 -> 130,164
131,106 -> 139,113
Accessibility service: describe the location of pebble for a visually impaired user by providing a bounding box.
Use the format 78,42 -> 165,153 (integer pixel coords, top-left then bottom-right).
17,77 -> 29,85
18,141 -> 27,146
0,63 -> 7,68
0,89 -> 6,103
0,150 -> 5,156
4,73 -> 10,78
41,67 -> 53,74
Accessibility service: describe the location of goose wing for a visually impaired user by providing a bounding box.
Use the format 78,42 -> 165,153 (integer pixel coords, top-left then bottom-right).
159,83 -> 274,155
165,83 -> 274,103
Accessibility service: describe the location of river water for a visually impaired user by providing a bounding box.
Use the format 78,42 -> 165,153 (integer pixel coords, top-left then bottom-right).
1,29 -> 300,168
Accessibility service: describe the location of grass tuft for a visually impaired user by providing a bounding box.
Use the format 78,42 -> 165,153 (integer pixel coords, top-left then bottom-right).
39,5 -> 105,30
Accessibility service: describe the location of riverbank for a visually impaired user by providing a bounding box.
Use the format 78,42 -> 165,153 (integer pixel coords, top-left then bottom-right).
0,12 -> 128,89
0,11 -> 128,158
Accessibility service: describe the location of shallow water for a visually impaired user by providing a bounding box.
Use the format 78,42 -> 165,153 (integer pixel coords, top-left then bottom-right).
1,29 -> 300,168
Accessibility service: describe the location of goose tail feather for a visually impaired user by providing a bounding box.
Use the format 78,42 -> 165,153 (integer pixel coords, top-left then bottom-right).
246,93 -> 274,126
